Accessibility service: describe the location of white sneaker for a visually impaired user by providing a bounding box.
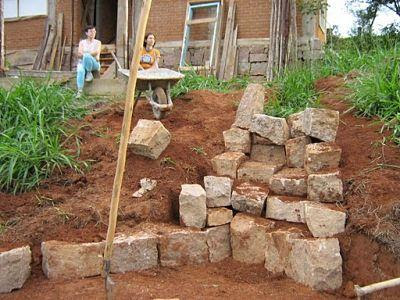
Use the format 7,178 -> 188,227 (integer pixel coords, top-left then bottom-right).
76,90 -> 82,98
85,72 -> 94,82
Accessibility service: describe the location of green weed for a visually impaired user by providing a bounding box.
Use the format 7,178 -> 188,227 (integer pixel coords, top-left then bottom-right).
191,146 -> 207,156
160,156 -> 176,167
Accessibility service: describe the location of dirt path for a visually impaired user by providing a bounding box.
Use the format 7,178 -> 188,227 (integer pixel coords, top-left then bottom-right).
1,78 -> 400,299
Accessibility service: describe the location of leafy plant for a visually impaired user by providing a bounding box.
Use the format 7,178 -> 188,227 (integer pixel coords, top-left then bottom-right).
191,146 -> 207,156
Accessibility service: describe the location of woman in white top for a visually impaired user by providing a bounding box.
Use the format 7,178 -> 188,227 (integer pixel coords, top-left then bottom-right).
76,25 -> 102,97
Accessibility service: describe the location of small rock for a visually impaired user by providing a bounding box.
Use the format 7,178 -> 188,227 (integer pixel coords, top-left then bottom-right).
233,84 -> 265,129
231,183 -> 269,216
128,119 -> 171,160
304,203 -> 346,238
238,161 -> 283,183
307,171 -> 343,203
0,246 -> 31,293
211,152 -> 247,178
303,108 -> 339,142
204,176 -> 233,207
179,184 -> 207,228
285,136 -> 312,168
265,196 -> 306,223
132,178 -> 157,198
207,208 -> 233,226
206,224 -> 231,262
250,144 -> 286,165
223,127 -> 251,153
250,114 -> 290,145
231,213 -> 275,264
305,142 -> 342,173
269,168 -> 308,197
287,111 -> 306,138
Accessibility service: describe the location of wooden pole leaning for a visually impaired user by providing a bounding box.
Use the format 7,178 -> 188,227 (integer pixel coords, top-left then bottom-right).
102,0 -> 152,298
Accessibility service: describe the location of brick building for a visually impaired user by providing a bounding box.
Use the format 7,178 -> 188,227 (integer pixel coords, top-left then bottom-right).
4,0 -> 326,77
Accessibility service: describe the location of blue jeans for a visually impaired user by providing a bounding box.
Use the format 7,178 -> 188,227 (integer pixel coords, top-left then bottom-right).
76,53 -> 100,90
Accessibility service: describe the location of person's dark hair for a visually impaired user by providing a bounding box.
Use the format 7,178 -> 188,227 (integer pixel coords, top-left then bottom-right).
85,25 -> 95,33
143,33 -> 156,47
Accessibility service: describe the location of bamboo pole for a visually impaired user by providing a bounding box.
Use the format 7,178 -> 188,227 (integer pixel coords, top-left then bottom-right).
102,0 -> 152,298
355,278 -> 400,299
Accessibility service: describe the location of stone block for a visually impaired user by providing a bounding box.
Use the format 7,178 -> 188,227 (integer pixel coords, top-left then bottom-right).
286,238 -> 342,291
252,133 -> 274,145
305,142 -> 342,173
179,184 -> 207,228
250,114 -> 290,145
249,45 -> 266,54
237,46 -> 250,63
269,168 -> 308,197
207,207 -> 233,226
206,224 -> 231,262
128,119 -> 171,160
304,203 -> 346,238
231,183 -> 269,216
237,161 -> 282,183
307,171 -> 343,202
249,53 -> 268,62
287,111 -> 306,138
223,127 -> 251,153
238,62 -> 250,75
250,62 -> 268,76
265,196 -> 306,223
250,144 -> 286,165
110,233 -> 158,273
41,241 -> 104,279
0,246 -> 31,293
264,229 -> 303,274
211,152 -> 247,178
230,213 -> 275,264
233,84 -> 265,129
285,136 -> 312,168
158,230 -> 208,267
303,108 -> 340,142
204,176 -> 233,207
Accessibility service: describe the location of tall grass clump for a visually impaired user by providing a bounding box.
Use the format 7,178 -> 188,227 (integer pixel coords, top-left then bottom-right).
264,64 -> 319,117
0,79 -> 87,193
171,70 -> 250,98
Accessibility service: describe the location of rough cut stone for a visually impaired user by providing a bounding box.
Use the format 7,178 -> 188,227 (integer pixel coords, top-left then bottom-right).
179,184 -> 207,228
158,230 -> 208,267
238,161 -> 282,183
285,136 -> 312,168
231,213 -> 275,264
128,119 -> 171,160
0,246 -> 31,293
250,62 -> 268,75
110,233 -> 158,273
238,62 -> 250,74
305,203 -> 346,238
211,152 -> 247,178
204,176 -> 233,207
249,53 -> 268,62
264,229 -> 303,274
303,108 -> 340,142
250,144 -> 286,165
231,183 -> 269,216
305,142 -> 342,173
286,238 -> 342,291
287,111 -> 306,138
269,168 -> 308,197
41,241 -> 104,279
207,208 -> 233,226
250,114 -> 290,145
266,196 -> 306,223
223,127 -> 251,153
206,225 -> 232,262
238,47 -> 250,63
252,133 -> 274,145
307,171 -> 343,202
233,84 -> 265,129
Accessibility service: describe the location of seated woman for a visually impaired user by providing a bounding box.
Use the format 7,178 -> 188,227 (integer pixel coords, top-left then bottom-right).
76,25 -> 102,97
139,33 -> 160,70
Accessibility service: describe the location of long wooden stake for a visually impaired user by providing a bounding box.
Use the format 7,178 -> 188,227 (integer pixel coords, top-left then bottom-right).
102,0 -> 152,298
355,277 -> 400,298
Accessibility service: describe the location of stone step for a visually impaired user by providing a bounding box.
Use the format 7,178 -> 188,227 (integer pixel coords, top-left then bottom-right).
269,168 -> 308,197
0,246 -> 31,293
237,161 -> 283,183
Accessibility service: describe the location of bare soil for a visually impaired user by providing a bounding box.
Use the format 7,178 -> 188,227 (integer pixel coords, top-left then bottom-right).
1,78 -> 400,299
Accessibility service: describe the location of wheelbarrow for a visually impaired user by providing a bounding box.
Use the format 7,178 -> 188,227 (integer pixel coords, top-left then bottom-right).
111,52 -> 185,119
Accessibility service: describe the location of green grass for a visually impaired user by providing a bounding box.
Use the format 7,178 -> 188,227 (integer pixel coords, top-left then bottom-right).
171,70 -> 250,98
0,79 -> 88,194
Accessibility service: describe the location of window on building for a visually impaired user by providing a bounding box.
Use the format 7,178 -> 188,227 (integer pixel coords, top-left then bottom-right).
5,0 -> 47,19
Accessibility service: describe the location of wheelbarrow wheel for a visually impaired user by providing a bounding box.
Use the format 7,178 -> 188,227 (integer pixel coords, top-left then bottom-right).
152,87 -> 167,120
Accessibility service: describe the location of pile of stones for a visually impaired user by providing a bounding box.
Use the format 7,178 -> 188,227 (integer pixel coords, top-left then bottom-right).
178,83 -> 346,291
